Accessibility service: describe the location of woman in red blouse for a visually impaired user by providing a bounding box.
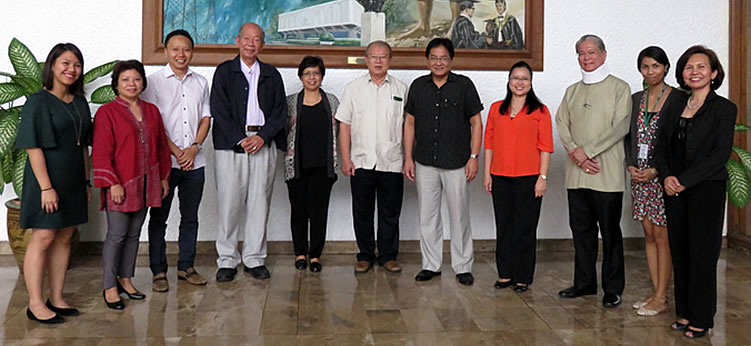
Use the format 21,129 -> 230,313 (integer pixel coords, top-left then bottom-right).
92,60 -> 170,309
483,60 -> 553,292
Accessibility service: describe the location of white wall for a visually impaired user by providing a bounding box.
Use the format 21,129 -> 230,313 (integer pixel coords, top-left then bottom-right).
0,1 -> 730,242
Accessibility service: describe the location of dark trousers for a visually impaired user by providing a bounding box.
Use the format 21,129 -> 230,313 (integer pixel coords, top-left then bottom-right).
491,175 -> 541,285
665,180 -> 725,329
567,189 -> 625,295
148,167 -> 205,274
350,168 -> 403,264
103,208 -> 147,289
286,166 -> 335,259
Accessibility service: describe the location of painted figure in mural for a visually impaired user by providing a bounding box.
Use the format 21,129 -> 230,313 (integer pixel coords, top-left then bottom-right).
485,0 -> 524,49
211,22 -> 287,283
398,0 -> 461,39
357,0 -> 385,12
141,30 -> 211,292
555,34 -> 631,308
404,38 -> 484,286
451,0 -> 486,49
337,41 -> 408,275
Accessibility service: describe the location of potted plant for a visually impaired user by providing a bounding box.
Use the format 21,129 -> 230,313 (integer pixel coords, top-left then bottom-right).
0,38 -> 116,270
727,123 -> 751,208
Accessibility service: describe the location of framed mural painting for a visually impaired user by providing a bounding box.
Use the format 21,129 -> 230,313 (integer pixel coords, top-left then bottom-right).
142,0 -> 544,70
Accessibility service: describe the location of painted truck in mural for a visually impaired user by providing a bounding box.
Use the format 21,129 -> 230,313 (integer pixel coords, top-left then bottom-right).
162,0 -> 525,49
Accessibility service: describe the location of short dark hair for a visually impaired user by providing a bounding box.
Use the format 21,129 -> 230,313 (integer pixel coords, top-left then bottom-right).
495,0 -> 507,4
365,40 -> 393,58
459,1 -> 476,11
425,38 -> 455,59
110,60 -> 147,96
498,60 -> 544,115
297,56 -> 326,78
675,45 -> 724,90
164,29 -> 194,48
637,46 -> 670,76
42,43 -> 85,96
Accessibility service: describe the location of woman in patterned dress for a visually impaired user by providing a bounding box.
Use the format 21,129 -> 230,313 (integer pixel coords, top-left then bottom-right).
625,46 -> 678,316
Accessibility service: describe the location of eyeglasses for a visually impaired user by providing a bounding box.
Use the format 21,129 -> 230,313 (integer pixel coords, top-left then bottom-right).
429,56 -> 451,63
302,71 -> 321,77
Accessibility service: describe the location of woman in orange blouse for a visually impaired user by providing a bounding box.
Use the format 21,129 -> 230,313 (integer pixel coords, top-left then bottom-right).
483,60 -> 553,292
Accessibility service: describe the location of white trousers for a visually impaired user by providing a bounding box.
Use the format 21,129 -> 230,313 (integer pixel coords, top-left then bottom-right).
214,143 -> 277,269
415,162 -> 474,274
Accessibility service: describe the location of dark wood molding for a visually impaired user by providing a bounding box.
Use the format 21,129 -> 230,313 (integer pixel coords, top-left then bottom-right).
728,0 -> 750,247
142,0 -> 544,70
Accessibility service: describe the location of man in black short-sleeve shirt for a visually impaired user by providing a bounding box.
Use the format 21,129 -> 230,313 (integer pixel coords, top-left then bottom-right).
403,38 -> 484,286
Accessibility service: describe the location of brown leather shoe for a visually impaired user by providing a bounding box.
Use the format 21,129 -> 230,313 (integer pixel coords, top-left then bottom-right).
177,268 -> 208,285
382,260 -> 402,273
354,260 -> 372,273
152,273 -> 169,292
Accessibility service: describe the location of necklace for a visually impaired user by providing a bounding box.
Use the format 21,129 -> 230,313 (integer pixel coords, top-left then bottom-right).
53,93 -> 83,146
643,84 -> 667,124
686,97 -> 702,110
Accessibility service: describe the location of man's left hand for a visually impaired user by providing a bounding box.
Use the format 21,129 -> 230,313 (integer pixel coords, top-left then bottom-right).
243,135 -> 265,155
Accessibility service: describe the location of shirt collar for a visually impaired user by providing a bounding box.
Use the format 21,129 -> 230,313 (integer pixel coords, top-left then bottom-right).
367,73 -> 391,84
240,59 -> 259,76
114,95 -> 142,107
163,64 -> 193,79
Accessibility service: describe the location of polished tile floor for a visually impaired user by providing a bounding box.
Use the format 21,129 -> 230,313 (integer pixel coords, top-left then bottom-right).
1,249 -> 750,345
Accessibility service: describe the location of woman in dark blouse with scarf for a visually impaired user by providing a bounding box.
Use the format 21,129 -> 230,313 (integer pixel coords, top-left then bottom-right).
284,56 -> 339,273
655,45 -> 737,339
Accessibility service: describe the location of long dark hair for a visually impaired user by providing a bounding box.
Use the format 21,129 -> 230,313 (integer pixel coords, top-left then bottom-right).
41,43 -> 85,96
498,60 -> 542,115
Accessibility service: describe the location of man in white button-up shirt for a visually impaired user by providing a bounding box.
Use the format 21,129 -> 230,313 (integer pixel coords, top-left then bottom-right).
336,41 -> 408,274
141,30 -> 211,291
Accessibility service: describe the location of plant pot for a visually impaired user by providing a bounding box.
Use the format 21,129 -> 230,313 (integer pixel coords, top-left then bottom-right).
5,199 -> 80,273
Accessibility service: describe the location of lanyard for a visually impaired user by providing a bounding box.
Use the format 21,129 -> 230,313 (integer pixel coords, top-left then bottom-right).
644,84 -> 667,124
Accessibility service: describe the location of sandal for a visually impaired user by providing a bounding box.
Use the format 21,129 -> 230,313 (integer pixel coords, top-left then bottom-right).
684,326 -> 707,339
671,320 -> 689,331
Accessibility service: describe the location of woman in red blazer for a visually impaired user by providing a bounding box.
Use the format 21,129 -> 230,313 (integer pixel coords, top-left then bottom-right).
92,60 -> 170,310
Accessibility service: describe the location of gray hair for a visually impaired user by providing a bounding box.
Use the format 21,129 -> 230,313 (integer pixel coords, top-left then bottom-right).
238,23 -> 265,42
365,40 -> 392,58
575,34 -> 605,53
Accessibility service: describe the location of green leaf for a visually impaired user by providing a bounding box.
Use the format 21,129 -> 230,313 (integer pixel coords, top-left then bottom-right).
11,148 -> 26,198
727,159 -> 751,208
735,123 -> 751,132
10,75 -> 40,95
0,71 -> 15,78
0,82 -> 26,104
8,38 -> 41,79
1,150 -> 13,184
84,60 -> 117,84
0,107 -> 21,159
90,85 -> 116,104
734,146 -> 751,173
0,180 -> 4,195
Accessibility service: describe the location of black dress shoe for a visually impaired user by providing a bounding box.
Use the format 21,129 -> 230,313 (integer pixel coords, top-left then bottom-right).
102,291 -> 125,310
244,265 -> 271,279
494,279 -> 513,289
27,308 -> 64,324
295,259 -> 307,270
216,267 -> 238,282
456,273 -> 474,286
46,299 -> 79,316
117,282 -> 146,300
415,270 -> 441,281
558,285 -> 597,298
602,293 -> 622,308
310,261 -> 322,272
513,284 -> 529,292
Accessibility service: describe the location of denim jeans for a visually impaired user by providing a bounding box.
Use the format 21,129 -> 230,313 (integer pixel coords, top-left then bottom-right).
148,167 -> 205,274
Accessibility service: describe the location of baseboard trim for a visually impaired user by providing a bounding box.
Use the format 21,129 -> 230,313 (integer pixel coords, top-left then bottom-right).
0,237 -> 708,256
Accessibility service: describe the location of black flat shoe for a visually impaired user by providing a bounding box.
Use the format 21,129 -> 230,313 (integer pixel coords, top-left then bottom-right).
456,273 -> 474,286
244,265 -> 271,279
102,291 -> 125,310
671,321 -> 689,331
685,326 -> 707,339
310,261 -> 322,272
602,293 -> 622,308
26,307 -> 64,324
415,270 -> 441,281
494,279 -> 513,289
295,259 -> 307,270
558,285 -> 597,298
45,299 -> 79,316
513,284 -> 529,292
216,267 -> 238,282
117,282 -> 146,300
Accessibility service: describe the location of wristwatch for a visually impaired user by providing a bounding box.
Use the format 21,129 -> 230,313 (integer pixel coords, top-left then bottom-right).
470,154 -> 479,159
540,174 -> 548,180
191,142 -> 202,151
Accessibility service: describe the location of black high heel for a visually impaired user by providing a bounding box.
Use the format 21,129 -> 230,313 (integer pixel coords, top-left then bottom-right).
103,291 -> 125,310
494,279 -> 513,289
26,307 -> 64,324
45,299 -> 79,316
117,281 -> 146,300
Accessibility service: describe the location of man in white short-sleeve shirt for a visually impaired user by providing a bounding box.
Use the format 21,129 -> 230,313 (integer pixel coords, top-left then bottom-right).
141,29 -> 211,291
